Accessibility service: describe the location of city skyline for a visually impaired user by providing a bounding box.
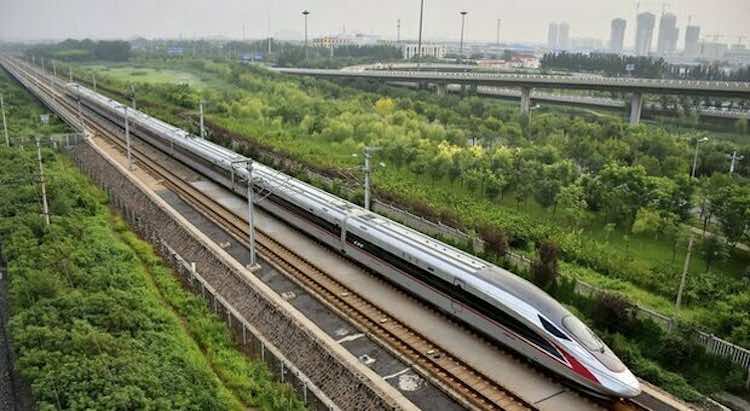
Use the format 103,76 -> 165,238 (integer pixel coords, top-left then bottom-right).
1,0 -> 748,47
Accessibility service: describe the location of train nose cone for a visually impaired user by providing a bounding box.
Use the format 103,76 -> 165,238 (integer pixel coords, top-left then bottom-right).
617,371 -> 641,398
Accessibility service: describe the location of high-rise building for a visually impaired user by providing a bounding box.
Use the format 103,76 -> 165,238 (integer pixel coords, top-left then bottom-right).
635,12 -> 656,56
609,18 -> 627,54
558,22 -> 571,50
684,25 -> 701,57
548,22 -> 559,50
657,13 -> 678,55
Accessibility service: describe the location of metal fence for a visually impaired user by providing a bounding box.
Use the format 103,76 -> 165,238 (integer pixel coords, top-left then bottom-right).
159,241 -> 340,411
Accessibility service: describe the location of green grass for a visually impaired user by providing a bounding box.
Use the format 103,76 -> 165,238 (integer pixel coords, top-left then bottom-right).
0,67 -> 304,410
79,63 -> 209,89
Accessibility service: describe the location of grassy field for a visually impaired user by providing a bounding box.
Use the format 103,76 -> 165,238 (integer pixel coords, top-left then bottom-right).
80,62 -> 210,89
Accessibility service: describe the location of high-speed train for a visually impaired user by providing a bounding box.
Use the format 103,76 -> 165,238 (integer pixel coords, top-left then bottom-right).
66,82 -> 641,399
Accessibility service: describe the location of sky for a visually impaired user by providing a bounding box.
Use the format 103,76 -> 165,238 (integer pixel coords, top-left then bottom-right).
1,0 -> 749,47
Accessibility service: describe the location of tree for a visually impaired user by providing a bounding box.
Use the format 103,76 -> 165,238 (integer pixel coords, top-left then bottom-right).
701,236 -> 729,273
712,184 -> 750,249
736,118 -> 749,135
374,97 -> 396,116
555,181 -> 588,226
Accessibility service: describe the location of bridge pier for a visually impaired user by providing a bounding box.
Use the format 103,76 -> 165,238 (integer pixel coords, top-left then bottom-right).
435,83 -> 447,97
629,92 -> 643,125
520,87 -> 531,116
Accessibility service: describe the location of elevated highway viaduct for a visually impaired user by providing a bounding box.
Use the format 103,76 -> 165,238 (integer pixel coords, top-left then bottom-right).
274,67 -> 750,126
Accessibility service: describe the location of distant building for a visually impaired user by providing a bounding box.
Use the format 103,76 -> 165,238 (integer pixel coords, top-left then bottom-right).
558,22 -> 571,50
609,18 -> 627,54
656,13 -> 678,55
635,12 -> 656,56
312,35 -> 354,48
572,37 -> 604,50
312,33 -> 381,48
726,45 -> 750,65
547,23 -> 559,50
401,43 -> 446,60
684,25 -> 701,57
700,42 -> 728,61
167,46 -> 184,56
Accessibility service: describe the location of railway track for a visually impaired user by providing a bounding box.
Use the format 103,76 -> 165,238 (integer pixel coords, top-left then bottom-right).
2,56 -> 652,411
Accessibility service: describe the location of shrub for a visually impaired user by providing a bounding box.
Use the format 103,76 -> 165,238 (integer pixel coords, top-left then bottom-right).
532,240 -> 559,291
590,292 -> 635,334
479,224 -> 509,257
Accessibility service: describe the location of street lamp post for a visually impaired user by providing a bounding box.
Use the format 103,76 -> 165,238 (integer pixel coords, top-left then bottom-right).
417,0 -> 425,63
691,137 -> 709,178
727,150 -> 744,176
459,11 -> 468,63
302,10 -> 310,61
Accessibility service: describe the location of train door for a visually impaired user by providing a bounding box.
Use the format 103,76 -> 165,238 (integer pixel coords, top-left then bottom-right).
451,278 -> 465,314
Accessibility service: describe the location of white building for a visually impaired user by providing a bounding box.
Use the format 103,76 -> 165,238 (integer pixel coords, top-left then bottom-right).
401,43 -> 447,60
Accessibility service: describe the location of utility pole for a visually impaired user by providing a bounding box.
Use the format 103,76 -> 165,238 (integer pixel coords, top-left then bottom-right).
362,146 -> 382,210
35,136 -> 50,227
459,11 -> 468,63
675,236 -> 694,310
124,106 -> 133,171
1,94 -> 9,147
397,19 -> 401,43
727,150 -> 744,176
691,137 -> 708,178
92,73 -> 97,92
417,0 -> 425,63
52,60 -> 57,78
302,10 -> 311,61
199,100 -> 206,139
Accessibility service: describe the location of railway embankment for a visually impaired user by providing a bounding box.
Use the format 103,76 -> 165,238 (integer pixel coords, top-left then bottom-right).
68,137 -> 414,411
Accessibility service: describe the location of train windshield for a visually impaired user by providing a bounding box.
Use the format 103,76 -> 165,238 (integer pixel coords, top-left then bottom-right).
562,316 -> 604,352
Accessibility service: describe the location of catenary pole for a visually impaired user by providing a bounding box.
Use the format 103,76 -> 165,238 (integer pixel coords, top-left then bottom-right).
125,106 -> 133,171
199,100 -> 205,139
35,136 -> 50,226
675,236 -> 694,310
246,161 -> 257,267
1,94 -> 9,147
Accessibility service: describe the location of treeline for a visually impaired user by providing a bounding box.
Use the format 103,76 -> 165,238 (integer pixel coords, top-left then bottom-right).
25,38 -> 131,61
541,52 -> 668,77
541,52 -> 750,81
